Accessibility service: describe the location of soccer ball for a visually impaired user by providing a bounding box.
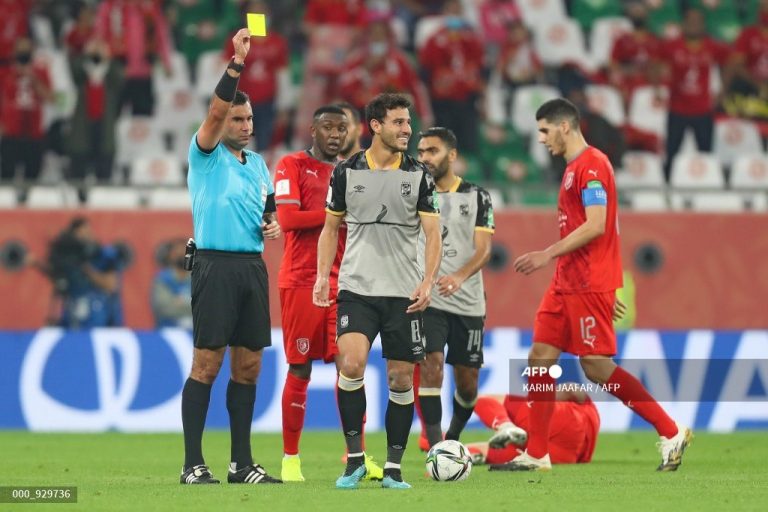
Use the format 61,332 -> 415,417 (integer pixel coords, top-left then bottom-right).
425,440 -> 472,481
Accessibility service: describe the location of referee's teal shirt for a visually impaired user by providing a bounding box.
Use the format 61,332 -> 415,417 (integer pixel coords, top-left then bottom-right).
187,134 -> 274,252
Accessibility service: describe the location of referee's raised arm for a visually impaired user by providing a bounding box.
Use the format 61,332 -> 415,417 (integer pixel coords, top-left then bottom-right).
196,28 -> 251,151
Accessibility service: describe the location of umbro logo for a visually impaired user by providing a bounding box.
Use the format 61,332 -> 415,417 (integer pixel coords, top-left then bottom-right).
352,185 -> 366,193
306,169 -> 318,178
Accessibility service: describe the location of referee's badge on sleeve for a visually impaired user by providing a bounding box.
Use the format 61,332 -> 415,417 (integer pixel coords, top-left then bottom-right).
276,179 -> 290,196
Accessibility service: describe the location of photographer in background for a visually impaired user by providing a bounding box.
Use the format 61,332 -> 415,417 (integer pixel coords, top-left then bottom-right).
151,239 -> 192,329
47,217 -> 124,328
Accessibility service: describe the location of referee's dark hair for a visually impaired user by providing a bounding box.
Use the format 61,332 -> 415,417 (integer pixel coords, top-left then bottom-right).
365,93 -> 411,129
535,98 -> 581,129
333,101 -> 361,123
233,90 -> 250,106
313,105 -> 346,120
418,127 -> 458,150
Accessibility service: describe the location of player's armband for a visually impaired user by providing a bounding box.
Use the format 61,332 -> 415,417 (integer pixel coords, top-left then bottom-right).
582,180 -> 607,206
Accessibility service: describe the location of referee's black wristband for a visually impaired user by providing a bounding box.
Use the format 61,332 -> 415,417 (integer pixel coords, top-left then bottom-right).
214,64 -> 241,103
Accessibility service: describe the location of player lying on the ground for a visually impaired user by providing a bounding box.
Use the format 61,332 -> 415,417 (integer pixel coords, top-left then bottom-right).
465,387 -> 599,468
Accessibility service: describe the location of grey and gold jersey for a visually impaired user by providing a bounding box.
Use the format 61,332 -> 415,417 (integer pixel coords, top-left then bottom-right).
327,150 -> 439,297
419,178 -> 495,317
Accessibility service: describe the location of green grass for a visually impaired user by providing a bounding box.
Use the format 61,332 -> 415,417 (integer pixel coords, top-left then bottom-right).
1,431 -> 766,511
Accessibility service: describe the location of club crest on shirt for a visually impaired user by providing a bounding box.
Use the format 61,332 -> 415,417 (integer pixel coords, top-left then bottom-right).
459,204 -> 470,216
400,182 -> 412,197
296,338 -> 309,355
340,315 -> 349,328
564,171 -> 575,190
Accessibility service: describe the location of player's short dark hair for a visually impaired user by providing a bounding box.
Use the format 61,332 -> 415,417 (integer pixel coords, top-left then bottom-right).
313,105 -> 347,120
535,98 -> 581,129
333,101 -> 361,123
233,90 -> 250,106
418,127 -> 458,150
365,93 -> 411,128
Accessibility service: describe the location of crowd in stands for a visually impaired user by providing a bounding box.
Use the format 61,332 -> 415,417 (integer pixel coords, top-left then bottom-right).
0,0 -> 766,210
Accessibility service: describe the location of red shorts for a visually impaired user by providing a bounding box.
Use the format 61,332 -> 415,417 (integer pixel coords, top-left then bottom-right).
533,285 -> 617,356
279,287 -> 338,364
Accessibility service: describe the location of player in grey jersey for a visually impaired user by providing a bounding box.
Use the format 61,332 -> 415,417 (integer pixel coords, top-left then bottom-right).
313,93 -> 442,489
414,127 -> 522,449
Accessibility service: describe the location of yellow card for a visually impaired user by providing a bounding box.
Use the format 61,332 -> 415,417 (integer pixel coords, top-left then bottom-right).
247,13 -> 267,37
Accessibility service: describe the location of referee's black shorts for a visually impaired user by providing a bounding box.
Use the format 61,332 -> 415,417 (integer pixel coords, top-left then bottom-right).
336,290 -> 425,362
191,250 -> 271,351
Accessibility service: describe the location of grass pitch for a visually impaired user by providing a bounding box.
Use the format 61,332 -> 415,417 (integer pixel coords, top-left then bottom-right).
1,431 -> 766,511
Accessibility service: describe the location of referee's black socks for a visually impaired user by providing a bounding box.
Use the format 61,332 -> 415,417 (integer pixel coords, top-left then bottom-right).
227,380 -> 256,469
338,373 -> 366,455
182,378 -> 213,469
386,387 -> 415,466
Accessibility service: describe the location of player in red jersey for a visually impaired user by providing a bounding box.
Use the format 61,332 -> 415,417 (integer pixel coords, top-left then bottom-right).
274,105 -> 381,481
465,387 -> 600,467
508,98 -> 692,472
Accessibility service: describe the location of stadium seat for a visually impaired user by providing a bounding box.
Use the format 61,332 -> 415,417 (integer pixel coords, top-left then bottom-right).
713,119 -> 763,167
194,50 -> 227,103
528,131 -> 551,170
30,15 -> 56,50
585,84 -> 626,127
533,19 -> 589,68
115,116 -> 167,171
617,152 -> 665,189
130,155 -> 185,186
628,86 -> 669,139
571,0 -> 623,32
670,153 -> 725,189
414,16 -> 446,49
511,85 -> 560,135
486,188 -> 505,209
389,15 -> 408,47
154,89 -> 206,162
588,17 -> 632,70
0,187 -> 18,208
517,0 -> 567,27
87,187 -> 143,209
670,191 -> 745,212
146,188 -> 191,210
627,190 -> 668,211
153,51 -> 192,105
731,155 -> 768,190
647,0 -> 681,37
26,186 -> 80,209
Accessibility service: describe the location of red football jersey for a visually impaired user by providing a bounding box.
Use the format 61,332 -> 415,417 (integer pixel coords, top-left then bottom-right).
662,37 -> 728,116
734,26 -> 768,83
555,146 -> 622,293
274,151 -> 345,288
610,32 -> 662,80
0,65 -> 51,139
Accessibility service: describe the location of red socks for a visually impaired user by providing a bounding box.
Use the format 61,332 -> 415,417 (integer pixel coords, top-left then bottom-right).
282,373 -> 310,455
473,396 -> 511,430
526,372 -> 555,459
606,366 -> 678,438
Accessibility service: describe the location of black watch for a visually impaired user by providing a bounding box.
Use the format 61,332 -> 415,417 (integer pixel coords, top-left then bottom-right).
227,59 -> 245,73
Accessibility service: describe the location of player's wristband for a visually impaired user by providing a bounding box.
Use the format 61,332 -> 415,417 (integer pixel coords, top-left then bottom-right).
214,62 -> 241,102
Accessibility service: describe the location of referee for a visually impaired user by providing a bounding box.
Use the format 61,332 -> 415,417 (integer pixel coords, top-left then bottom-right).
180,28 -> 282,485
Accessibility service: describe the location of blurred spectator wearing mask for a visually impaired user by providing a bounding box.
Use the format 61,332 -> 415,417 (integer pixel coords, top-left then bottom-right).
0,0 -> 30,83
152,238 -> 192,329
221,0 -> 290,152
658,8 -> 728,180
95,0 -> 174,116
608,2 -> 663,104
723,0 -> 768,122
46,217 -> 125,329
65,37 -> 124,185
338,16 -> 433,137
479,0 -> 522,58
419,0 -> 485,154
494,19 -> 542,106
0,38 -> 53,183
